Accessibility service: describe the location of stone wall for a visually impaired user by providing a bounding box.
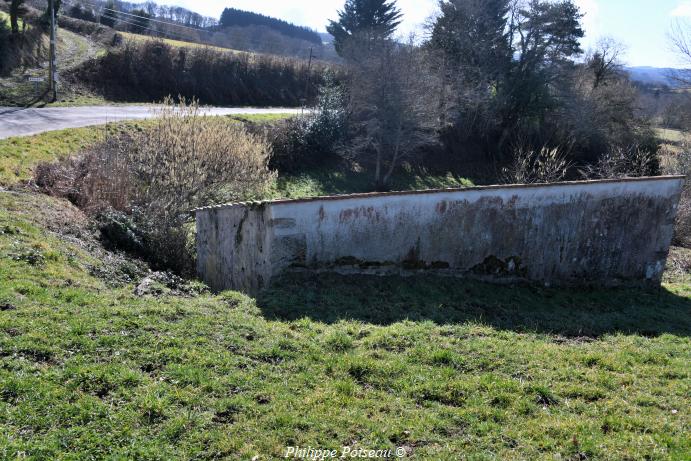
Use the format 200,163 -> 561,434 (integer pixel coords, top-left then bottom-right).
195,176 -> 684,294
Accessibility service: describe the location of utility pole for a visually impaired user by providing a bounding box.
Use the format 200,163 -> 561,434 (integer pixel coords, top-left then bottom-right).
48,0 -> 57,101
302,47 -> 313,114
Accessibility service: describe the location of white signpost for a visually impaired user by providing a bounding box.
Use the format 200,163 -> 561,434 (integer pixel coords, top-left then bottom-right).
27,76 -> 45,95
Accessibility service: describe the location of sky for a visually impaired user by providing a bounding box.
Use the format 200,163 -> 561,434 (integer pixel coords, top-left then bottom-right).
163,0 -> 691,68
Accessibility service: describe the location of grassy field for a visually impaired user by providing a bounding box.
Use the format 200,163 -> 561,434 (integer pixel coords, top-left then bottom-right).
657,128 -> 689,144
119,31 -> 242,54
0,11 -> 25,30
0,190 -> 689,459
657,128 -> 690,154
269,170 -> 472,200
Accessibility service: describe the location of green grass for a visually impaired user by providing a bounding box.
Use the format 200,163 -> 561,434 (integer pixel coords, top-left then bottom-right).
0,116 -> 294,186
0,11 -> 26,30
657,128 -> 689,144
271,170 -> 473,200
0,125 -> 107,185
0,190 -> 689,459
0,120 -> 466,198
657,128 -> 690,154
226,113 -> 295,124
119,31 -> 242,54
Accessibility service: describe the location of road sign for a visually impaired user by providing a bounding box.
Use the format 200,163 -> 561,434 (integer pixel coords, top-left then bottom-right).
27,77 -> 45,82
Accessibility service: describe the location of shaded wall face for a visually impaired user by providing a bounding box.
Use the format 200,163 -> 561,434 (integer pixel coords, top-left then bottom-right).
196,178 -> 683,294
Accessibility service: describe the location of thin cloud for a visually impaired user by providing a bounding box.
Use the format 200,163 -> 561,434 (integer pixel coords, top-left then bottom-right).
574,0 -> 600,39
158,0 -> 437,33
672,0 -> 691,17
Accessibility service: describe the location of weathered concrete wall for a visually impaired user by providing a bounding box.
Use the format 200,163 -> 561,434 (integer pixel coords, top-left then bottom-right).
195,177 -> 684,294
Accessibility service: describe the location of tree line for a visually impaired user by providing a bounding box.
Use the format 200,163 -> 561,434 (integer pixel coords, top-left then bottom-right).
219,7 -> 322,45
321,0 -> 661,188
71,39 -> 326,106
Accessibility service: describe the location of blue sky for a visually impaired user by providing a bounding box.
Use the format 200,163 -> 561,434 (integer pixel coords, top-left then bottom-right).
168,0 -> 691,68
579,0 -> 690,68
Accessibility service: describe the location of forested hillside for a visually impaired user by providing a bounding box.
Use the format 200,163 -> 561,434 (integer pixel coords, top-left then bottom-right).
219,8 -> 321,45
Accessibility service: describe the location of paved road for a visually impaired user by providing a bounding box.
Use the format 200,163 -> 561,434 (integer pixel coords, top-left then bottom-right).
0,106 -> 302,139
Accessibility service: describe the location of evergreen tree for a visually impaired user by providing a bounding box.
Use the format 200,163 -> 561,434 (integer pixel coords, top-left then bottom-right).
43,0 -> 61,29
430,0 -> 511,84
4,0 -> 27,35
219,8 -> 321,44
327,0 -> 403,56
502,0 -> 585,124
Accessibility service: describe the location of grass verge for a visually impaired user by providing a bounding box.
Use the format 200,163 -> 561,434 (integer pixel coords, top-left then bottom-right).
0,125 -> 107,185
0,116 -> 293,186
0,120 -> 469,197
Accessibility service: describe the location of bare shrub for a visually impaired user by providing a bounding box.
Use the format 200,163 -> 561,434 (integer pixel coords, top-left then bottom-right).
36,98 -> 275,273
580,145 -> 660,179
662,143 -> 691,247
344,38 -> 440,189
502,146 -> 571,184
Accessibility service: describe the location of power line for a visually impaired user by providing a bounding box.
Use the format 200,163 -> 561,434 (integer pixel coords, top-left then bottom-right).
68,0 -> 228,49
65,0 -> 324,60
104,16 -> 209,43
78,1 -> 212,34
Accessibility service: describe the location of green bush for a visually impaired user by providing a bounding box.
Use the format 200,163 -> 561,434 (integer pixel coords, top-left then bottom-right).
96,209 -> 146,255
270,74 -> 348,172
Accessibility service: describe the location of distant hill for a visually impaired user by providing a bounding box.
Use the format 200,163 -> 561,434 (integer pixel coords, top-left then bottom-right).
319,32 -> 334,44
219,8 -> 321,45
626,66 -> 679,87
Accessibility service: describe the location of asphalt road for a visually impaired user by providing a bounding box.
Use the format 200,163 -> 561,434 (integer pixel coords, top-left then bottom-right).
0,106 -> 302,139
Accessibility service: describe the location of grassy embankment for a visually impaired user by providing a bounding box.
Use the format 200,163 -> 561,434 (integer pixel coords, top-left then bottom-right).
119,31 -> 241,54
0,12 -> 238,107
0,117 -> 470,194
0,123 -> 689,459
0,11 -> 107,107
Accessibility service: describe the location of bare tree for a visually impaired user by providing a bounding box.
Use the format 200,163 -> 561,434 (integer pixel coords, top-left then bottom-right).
345,38 -> 440,189
670,19 -> 691,87
587,37 -> 626,89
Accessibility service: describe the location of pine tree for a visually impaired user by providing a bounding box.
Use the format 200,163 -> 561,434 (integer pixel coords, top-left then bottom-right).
4,0 -> 27,35
327,0 -> 403,56
430,0 -> 512,84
